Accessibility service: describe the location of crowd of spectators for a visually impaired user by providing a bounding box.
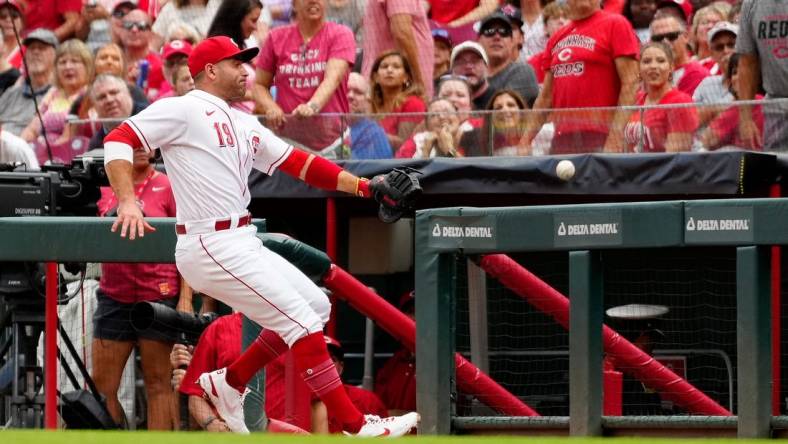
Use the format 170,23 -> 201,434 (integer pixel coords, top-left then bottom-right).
1,0 -> 785,167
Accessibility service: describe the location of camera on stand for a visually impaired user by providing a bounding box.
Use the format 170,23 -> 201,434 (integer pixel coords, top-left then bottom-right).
0,150 -> 109,428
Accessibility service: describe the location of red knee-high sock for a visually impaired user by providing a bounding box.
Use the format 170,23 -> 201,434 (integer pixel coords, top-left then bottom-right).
226,329 -> 288,392
292,332 -> 365,433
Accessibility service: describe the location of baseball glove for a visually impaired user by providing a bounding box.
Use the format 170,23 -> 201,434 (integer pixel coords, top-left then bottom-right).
368,167 -> 422,223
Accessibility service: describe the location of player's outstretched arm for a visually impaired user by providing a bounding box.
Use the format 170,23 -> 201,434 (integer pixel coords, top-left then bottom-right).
277,148 -> 372,197
276,148 -> 421,223
104,124 -> 156,240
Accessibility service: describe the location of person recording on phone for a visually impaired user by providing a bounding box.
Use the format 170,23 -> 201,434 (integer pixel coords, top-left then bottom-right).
117,8 -> 164,100
75,0 -> 135,52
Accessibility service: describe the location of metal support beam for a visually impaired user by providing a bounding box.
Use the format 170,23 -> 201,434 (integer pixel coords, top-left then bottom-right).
737,246 -> 772,438
416,254 -> 456,434
467,258 -> 489,374
569,250 -> 603,436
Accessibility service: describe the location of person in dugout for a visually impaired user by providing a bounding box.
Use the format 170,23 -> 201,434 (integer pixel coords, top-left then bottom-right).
374,291 -> 417,415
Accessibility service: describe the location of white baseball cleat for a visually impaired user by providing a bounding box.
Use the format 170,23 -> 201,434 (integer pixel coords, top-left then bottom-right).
354,412 -> 420,438
197,368 -> 250,434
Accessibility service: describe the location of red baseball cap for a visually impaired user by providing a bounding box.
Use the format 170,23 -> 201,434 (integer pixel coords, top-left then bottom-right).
657,0 -> 693,22
187,36 -> 259,78
162,39 -> 193,61
0,0 -> 23,14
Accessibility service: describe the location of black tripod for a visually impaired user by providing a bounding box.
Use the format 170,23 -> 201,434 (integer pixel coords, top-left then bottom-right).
0,296 -> 46,428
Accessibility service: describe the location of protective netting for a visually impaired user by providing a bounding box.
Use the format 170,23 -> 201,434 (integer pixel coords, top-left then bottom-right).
454,248 -> 739,417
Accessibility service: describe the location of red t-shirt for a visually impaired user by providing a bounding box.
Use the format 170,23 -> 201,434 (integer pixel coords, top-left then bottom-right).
379,95 -> 426,136
624,89 -> 698,153
23,0 -> 80,32
97,171 -> 179,303
602,0 -> 625,14
528,52 -> 546,84
181,315 -> 312,430
374,348 -> 416,412
707,96 -> 764,151
143,52 -> 165,97
674,60 -> 709,96
427,0 -> 477,24
543,10 -> 640,134
180,313 -> 243,398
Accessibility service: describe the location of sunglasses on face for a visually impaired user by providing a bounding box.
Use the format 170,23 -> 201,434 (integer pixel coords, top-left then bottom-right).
651,31 -> 682,43
0,11 -> 20,20
481,26 -> 512,38
122,21 -> 150,31
712,41 -> 736,52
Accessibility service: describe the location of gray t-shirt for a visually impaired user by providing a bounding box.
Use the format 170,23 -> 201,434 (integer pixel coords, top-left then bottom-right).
0,83 -> 51,136
487,61 -> 539,107
736,0 -> 788,97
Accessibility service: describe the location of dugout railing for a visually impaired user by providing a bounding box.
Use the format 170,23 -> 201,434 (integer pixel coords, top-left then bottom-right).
415,198 -> 788,438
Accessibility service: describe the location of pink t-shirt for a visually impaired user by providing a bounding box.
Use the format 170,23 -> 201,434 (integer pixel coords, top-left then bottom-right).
97,171 -> 180,303
543,10 -> 640,134
257,21 -> 355,113
361,0 -> 434,98
257,21 -> 355,149
624,89 -> 698,153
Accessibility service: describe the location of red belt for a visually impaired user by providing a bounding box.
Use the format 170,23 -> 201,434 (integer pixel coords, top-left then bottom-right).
175,214 -> 252,235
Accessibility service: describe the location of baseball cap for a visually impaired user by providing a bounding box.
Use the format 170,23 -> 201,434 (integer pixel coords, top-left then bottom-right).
162,39 -> 193,60
498,4 -> 523,28
111,0 -> 137,12
22,28 -> 58,49
708,21 -> 738,44
450,40 -> 489,67
0,0 -> 22,14
479,11 -> 513,34
657,0 -> 693,22
432,28 -> 452,48
188,36 -> 259,78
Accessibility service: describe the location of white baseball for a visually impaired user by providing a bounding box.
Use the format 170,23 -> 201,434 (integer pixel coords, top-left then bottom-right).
556,159 -> 575,181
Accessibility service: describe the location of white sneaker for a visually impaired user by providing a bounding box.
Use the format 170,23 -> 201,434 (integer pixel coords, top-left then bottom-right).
354,412 -> 420,438
197,368 -> 250,434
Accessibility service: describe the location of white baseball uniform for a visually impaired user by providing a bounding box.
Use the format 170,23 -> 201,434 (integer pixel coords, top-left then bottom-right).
116,89 -> 330,346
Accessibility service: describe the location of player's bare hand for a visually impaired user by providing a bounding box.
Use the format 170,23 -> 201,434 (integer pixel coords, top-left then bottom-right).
292,102 -> 318,119
517,134 -> 533,156
265,104 -> 286,128
206,418 -> 231,432
111,200 -> 155,240
739,115 -> 762,149
170,343 -> 193,369
171,368 -> 186,390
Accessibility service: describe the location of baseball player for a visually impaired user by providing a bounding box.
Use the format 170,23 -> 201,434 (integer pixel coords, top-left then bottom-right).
102,36 -> 419,436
